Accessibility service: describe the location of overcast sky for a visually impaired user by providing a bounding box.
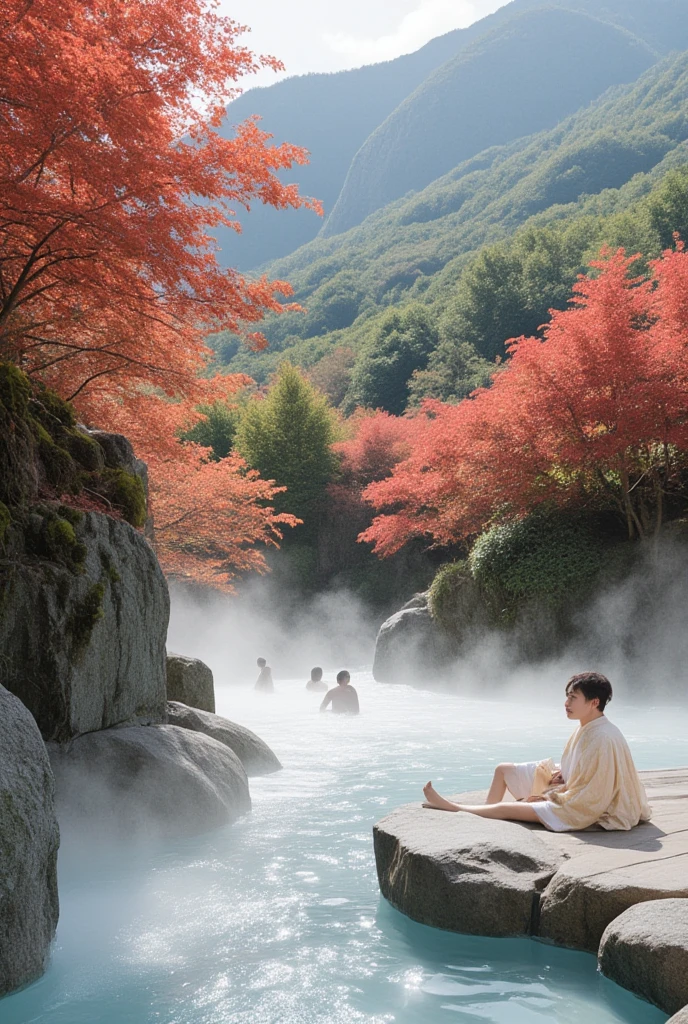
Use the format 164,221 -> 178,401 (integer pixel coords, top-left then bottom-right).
219,0 -> 511,89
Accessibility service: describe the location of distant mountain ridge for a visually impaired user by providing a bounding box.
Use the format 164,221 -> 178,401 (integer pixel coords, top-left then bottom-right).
212,50 -> 688,384
323,7 -> 657,236
215,0 -> 688,270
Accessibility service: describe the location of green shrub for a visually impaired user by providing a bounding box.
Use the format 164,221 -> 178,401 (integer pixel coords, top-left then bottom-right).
468,512 -> 604,616
427,559 -> 491,636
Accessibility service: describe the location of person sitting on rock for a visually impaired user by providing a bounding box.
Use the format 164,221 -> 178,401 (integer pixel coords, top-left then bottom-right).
422,672 -> 652,832
306,666 -> 328,692
320,670 -> 359,715
254,657 -> 274,693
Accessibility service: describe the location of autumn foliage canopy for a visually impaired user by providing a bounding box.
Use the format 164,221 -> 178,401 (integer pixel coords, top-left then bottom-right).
362,247 -> 688,555
0,0 -> 319,585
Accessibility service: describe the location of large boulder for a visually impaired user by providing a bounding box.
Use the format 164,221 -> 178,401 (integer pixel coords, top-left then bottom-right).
373,800 -> 564,936
0,511 -> 169,741
374,769 -> 688,953
537,830 -> 688,952
0,685 -> 59,996
166,654 -> 215,713
668,1009 -> 688,1023
373,594 -> 453,684
166,701 -> 281,776
48,724 -> 250,840
598,899 -> 688,1015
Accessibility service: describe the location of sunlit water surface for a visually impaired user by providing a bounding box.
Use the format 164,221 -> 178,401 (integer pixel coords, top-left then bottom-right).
6,674 -> 686,1024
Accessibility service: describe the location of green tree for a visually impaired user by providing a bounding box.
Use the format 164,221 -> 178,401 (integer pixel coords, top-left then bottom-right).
344,305 -> 437,414
234,363 -> 339,539
180,400 -> 243,460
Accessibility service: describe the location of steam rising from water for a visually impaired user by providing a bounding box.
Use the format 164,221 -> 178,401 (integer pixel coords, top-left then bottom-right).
169,537 -> 688,702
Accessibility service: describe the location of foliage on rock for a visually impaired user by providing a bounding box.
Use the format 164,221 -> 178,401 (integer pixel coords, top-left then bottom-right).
468,513 -> 605,617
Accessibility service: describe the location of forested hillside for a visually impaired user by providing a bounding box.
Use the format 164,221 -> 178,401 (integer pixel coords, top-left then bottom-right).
215,0 -> 688,269
323,8 -> 655,236
211,52 -> 688,408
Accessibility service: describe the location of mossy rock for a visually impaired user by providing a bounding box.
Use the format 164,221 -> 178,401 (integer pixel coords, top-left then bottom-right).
63,429 -> 105,472
25,509 -> 87,573
0,363 -> 37,506
100,469 -> 147,528
68,582 -> 105,652
428,561 -> 479,631
0,502 -> 10,546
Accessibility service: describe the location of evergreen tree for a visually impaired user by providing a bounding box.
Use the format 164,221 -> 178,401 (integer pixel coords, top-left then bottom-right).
344,305 -> 437,415
234,364 -> 339,539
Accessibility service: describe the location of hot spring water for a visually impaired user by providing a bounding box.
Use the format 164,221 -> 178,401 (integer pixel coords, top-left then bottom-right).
5,675 -> 685,1024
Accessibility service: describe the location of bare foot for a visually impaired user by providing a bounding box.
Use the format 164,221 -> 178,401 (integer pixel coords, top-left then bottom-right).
422,782 -> 459,812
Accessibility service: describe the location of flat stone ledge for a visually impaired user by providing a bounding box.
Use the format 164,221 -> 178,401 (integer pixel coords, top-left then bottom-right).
598,898 -> 688,1016
374,768 -> 688,959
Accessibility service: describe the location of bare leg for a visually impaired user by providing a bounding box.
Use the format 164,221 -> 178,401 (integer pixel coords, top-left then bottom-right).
423,784 -> 542,823
453,802 -> 541,823
486,764 -> 512,804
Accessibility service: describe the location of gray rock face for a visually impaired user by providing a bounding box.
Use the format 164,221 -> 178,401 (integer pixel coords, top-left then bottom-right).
0,685 -> 60,996
0,512 -> 169,741
48,724 -> 250,840
374,802 -> 563,936
87,428 -> 149,498
373,594 -> 453,683
668,1008 -> 688,1023
166,701 -> 281,776
598,899 -> 688,1015
374,769 -> 688,954
166,653 -> 215,713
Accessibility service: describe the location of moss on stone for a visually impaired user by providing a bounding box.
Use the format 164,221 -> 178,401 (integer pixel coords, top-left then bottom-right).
99,550 -> 121,584
0,363 -> 36,506
101,469 -> 147,528
68,582 -> 105,651
0,502 -> 10,546
63,429 -> 104,471
28,510 -> 88,572
31,383 -> 76,428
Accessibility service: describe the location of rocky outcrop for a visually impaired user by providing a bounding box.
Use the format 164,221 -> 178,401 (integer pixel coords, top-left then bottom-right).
0,512 -> 169,742
48,724 -> 250,840
0,685 -> 59,996
166,654 -> 215,713
374,769 -> 688,981
374,798 -> 561,936
166,701 -> 281,776
373,593 -> 453,683
598,899 -> 688,1015
668,1008 -> 688,1023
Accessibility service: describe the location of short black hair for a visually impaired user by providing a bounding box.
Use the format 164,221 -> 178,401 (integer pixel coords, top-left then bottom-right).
257,657 -> 266,668
566,672 -> 613,712
311,667 -> 323,681
336,670 -> 350,685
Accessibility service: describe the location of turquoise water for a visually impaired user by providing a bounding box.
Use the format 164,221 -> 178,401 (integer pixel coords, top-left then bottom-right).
5,674 -> 684,1024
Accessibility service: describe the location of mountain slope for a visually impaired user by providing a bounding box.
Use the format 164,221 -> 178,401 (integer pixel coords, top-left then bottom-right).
323,8 -> 657,237
211,17 -> 502,271
212,51 -> 688,381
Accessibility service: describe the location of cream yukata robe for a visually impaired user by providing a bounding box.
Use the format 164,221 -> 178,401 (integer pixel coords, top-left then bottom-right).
504,716 -> 652,832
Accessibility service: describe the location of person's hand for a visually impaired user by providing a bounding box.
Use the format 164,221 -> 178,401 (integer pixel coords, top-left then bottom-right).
525,795 -> 547,803
549,772 -> 565,786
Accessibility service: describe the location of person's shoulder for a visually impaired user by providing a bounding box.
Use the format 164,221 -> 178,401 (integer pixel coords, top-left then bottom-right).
348,685 -> 358,694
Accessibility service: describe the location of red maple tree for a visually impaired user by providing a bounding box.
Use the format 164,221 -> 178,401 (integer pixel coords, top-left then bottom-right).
362,247 -> 688,555
0,0 -> 319,586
